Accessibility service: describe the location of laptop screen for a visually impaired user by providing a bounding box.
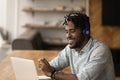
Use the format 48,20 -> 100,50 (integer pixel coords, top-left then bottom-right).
11,57 -> 39,80
11,57 -> 51,80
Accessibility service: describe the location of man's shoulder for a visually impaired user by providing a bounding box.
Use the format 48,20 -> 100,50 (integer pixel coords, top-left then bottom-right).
92,38 -> 108,47
92,38 -> 110,52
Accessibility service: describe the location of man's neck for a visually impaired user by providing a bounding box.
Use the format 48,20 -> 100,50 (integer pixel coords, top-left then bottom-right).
75,37 -> 90,53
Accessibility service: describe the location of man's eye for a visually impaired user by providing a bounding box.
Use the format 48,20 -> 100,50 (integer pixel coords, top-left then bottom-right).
71,29 -> 75,32
65,29 -> 76,33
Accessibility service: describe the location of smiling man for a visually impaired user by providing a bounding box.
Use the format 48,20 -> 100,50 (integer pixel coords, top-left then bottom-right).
39,12 -> 115,80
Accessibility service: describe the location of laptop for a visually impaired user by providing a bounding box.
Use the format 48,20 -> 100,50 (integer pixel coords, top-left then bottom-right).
11,57 -> 51,80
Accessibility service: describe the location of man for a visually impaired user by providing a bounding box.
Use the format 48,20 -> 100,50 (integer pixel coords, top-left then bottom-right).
39,12 -> 115,80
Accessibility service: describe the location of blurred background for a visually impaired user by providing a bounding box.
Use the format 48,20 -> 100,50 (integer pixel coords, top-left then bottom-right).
0,0 -> 120,78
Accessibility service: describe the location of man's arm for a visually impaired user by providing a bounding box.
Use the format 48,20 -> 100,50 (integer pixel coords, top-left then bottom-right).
39,58 -> 78,80
52,71 -> 78,80
39,58 -> 54,76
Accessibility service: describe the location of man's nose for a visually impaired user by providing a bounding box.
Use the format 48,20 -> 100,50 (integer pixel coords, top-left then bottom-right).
66,32 -> 71,38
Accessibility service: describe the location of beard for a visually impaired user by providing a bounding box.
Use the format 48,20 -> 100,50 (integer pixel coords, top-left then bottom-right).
69,36 -> 85,49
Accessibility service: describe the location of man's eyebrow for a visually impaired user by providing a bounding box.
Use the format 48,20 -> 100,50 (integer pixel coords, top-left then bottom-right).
65,28 -> 75,31
69,28 -> 76,30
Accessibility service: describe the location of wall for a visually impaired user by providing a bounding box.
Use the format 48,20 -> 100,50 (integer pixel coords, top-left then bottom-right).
17,0 -> 120,48
90,0 -> 120,49
1,0 -> 119,48
0,0 -> 87,42
17,0 -> 86,41
6,0 -> 16,41
0,0 -> 17,41
0,0 -> 7,29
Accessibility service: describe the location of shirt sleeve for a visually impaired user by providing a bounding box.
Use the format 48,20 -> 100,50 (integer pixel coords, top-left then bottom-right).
76,46 -> 112,80
49,46 -> 70,71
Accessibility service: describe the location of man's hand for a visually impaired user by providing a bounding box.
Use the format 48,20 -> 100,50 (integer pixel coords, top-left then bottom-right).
39,58 -> 53,77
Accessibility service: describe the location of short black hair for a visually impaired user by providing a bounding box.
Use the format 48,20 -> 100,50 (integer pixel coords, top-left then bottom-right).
63,12 -> 90,30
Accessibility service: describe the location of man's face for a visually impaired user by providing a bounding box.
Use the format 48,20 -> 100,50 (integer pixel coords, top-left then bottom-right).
65,21 -> 84,49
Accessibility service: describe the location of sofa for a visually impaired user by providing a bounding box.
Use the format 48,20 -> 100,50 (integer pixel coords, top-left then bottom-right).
12,29 -> 44,50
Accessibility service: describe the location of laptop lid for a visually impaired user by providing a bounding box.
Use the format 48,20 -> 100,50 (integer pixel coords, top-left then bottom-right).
11,57 -> 38,80
11,57 -> 51,80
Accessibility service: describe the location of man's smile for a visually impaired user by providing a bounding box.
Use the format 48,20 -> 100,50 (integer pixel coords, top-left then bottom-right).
68,38 -> 75,44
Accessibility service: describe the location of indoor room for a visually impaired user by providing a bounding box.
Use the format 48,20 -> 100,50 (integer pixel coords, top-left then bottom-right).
0,0 -> 120,80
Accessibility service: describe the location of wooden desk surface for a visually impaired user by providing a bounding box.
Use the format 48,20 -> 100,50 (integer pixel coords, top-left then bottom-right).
0,50 -> 59,80
0,50 -> 120,80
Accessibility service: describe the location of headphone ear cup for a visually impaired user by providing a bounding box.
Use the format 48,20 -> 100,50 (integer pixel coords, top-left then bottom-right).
82,29 -> 86,36
82,15 -> 90,37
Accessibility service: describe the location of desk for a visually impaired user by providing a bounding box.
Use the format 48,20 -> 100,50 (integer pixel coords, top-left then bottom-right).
0,50 -> 120,80
0,50 -> 60,80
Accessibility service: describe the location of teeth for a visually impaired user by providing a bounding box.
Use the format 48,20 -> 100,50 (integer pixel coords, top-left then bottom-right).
69,40 -> 73,41
68,39 -> 74,44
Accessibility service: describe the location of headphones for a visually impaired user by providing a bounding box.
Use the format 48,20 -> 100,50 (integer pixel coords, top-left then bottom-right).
82,14 -> 90,37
